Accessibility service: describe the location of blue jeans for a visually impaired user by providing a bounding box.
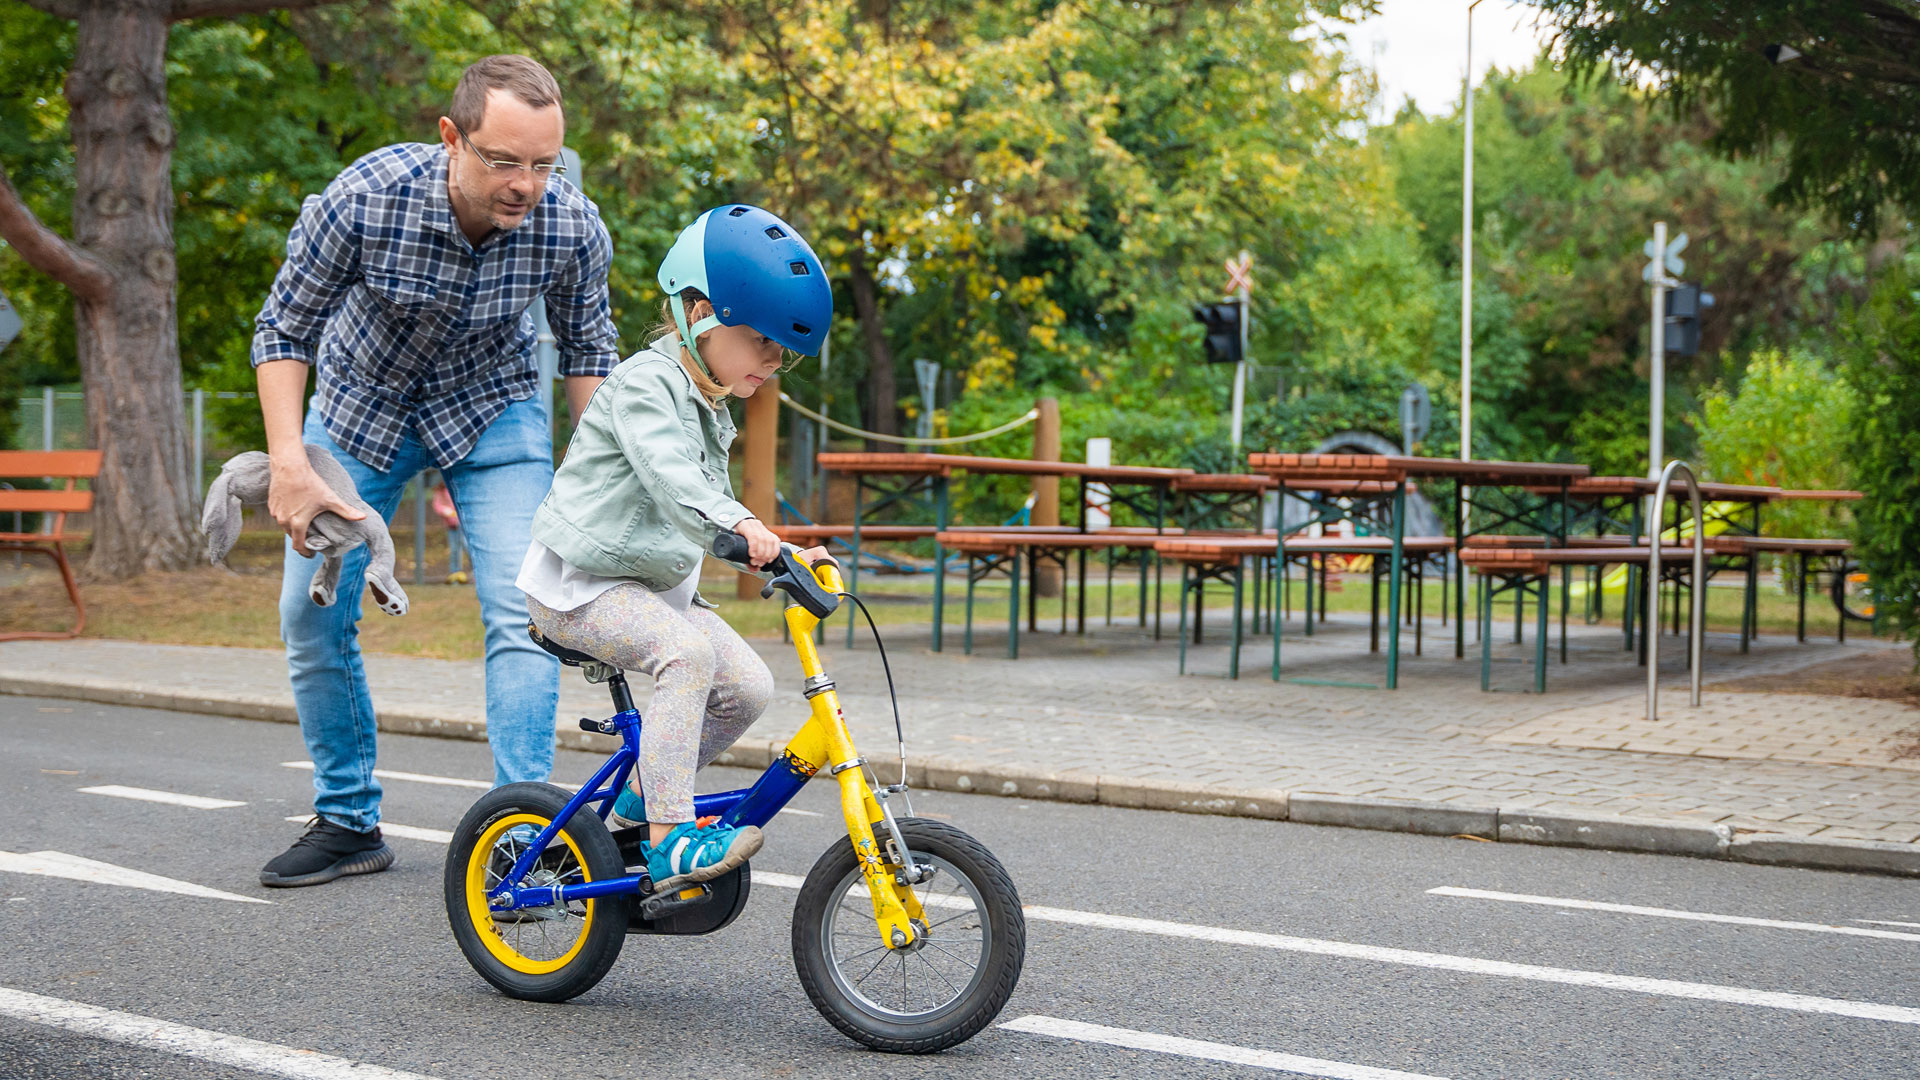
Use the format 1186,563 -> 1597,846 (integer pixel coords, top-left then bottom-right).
279,396 -> 559,830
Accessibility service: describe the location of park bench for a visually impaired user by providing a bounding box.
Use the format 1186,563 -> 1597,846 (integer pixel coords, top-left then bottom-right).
0,450 -> 103,641
1459,544 -> 1714,693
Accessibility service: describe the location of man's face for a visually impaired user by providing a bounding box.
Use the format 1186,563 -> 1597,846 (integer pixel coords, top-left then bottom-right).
440,89 -> 565,234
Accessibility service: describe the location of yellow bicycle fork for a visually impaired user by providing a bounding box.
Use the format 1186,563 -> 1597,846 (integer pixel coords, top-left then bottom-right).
777,560 -> 926,949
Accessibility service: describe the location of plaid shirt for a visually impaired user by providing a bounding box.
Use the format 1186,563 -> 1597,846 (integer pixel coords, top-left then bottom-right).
251,143 -> 620,472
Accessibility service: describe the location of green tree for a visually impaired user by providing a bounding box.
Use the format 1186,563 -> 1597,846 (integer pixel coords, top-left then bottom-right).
1533,0 -> 1920,235
1381,60 -> 1864,472
1694,348 -> 1856,540
0,0 -> 372,578
1841,260 -> 1920,660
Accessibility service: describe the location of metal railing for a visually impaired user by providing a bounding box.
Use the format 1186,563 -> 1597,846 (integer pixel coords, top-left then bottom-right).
1646,459 -> 1705,721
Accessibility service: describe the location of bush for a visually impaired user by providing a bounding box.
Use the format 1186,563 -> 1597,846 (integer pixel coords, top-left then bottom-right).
1694,348 -> 1857,540
1842,264 -> 1920,662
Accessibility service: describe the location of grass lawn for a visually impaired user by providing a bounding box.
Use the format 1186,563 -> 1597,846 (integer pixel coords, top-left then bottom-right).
0,531 -> 1886,660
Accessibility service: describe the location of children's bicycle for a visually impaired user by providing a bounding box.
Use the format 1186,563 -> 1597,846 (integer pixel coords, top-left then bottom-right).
442,535 -> 1026,1053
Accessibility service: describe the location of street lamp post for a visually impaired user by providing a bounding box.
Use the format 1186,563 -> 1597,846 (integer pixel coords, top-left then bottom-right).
1460,0 -> 1483,465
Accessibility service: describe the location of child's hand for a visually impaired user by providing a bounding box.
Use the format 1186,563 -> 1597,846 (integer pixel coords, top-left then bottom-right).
732,517 -> 781,568
795,546 -> 837,568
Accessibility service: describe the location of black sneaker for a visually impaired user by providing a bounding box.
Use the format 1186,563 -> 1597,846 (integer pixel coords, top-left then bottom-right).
260,817 -> 395,888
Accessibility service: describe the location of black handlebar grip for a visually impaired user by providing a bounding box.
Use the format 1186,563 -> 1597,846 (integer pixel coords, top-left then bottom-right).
710,530 -> 752,564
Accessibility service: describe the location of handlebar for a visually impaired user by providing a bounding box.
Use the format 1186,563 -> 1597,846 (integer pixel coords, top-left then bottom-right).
710,530 -> 755,566
710,531 -> 841,620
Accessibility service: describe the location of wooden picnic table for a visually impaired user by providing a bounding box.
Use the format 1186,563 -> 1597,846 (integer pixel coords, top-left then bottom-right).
1247,453 -> 1590,687
814,452 -> 1195,652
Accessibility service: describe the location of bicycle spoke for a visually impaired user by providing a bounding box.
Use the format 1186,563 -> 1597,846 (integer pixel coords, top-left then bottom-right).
853,948 -> 892,988
915,950 -> 962,998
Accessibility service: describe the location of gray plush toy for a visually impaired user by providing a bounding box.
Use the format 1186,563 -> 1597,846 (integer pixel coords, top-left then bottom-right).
202,444 -> 408,616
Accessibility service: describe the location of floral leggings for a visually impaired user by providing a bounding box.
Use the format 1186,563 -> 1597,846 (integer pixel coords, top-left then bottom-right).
527,584 -> 775,824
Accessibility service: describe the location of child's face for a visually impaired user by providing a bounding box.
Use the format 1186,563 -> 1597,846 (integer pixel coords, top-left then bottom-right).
690,301 -> 785,397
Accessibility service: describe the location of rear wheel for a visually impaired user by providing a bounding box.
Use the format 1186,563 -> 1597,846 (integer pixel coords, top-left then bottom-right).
792,819 -> 1024,1053
1833,562 -> 1875,622
444,782 -> 630,1002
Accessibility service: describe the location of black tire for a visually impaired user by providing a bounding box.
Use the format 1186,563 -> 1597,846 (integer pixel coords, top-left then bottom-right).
444,782 -> 630,1003
1832,561 -> 1875,622
792,818 -> 1024,1053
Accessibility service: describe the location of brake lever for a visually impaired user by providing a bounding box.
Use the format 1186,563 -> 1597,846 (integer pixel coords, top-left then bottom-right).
761,548 -> 840,620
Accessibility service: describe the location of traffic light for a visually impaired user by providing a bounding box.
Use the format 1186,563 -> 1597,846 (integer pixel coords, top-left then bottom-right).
1192,301 -> 1243,364
1664,283 -> 1715,357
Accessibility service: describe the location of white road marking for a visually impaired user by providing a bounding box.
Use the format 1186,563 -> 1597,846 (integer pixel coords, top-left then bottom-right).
1860,920 -> 1920,929
79,785 -> 245,810
1430,886 -> 1920,943
749,873 -> 1920,1026
0,850 -> 267,904
281,761 -> 488,789
282,817 -> 452,844
0,986 -> 438,1079
1001,1016 -> 1450,1080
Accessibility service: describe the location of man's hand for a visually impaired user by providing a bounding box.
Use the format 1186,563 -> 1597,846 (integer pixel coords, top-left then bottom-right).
270,454 -> 366,558
732,517 -> 782,568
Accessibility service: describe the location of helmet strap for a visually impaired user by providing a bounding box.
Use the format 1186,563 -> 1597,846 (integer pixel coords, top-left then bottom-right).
669,292 -> 725,382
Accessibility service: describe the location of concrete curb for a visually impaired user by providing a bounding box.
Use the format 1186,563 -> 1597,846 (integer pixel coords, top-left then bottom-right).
5,674 -> 1914,877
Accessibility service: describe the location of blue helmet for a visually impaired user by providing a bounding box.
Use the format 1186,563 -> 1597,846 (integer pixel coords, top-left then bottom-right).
656,205 -> 832,377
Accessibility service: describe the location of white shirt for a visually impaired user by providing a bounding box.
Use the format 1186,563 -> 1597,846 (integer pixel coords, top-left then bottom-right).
516,539 -> 698,614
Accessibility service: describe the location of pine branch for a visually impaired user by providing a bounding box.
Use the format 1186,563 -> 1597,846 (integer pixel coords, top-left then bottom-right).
0,164 -> 111,302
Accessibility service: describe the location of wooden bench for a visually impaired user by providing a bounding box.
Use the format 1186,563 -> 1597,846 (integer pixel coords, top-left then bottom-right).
0,450 -> 103,641
1150,535 -> 1456,678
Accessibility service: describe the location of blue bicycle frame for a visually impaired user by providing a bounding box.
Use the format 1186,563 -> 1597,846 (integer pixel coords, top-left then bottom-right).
485,704 -> 815,911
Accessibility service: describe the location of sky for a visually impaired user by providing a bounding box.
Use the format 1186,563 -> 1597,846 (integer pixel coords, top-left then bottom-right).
1331,0 -> 1560,122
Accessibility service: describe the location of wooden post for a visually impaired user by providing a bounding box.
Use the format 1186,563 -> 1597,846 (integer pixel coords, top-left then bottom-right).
738,376 -> 780,598
1032,397 -> 1062,597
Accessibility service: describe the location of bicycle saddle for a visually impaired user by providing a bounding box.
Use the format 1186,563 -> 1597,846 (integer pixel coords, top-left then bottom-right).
527,622 -> 605,668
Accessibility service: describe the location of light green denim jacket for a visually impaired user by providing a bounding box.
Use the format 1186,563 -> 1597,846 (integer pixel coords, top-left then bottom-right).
531,336 -> 756,589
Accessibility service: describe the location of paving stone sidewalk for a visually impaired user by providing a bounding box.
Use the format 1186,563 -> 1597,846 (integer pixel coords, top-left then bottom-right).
3,610 -> 1917,870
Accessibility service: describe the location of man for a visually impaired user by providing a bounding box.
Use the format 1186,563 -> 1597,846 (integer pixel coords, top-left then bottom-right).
249,55 -> 617,887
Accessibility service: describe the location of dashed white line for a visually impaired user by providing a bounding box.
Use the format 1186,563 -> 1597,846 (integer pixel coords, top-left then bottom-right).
0,850 -> 268,904
748,873 -> 1920,1026
1430,886 -> 1920,943
280,761 -> 488,789
282,817 -> 452,844
0,986 -> 438,1079
78,785 -> 245,810
1860,919 -> 1920,929
1001,1016 -> 1450,1080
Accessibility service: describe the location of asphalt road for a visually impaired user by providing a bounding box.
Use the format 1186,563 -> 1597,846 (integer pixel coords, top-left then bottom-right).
2,693 -> 1917,1079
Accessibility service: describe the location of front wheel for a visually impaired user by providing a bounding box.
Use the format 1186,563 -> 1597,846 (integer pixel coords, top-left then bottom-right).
792,818 -> 1025,1053
444,782 -> 630,1003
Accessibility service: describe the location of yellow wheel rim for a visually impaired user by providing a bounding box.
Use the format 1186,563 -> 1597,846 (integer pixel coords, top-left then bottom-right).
464,813 -> 595,975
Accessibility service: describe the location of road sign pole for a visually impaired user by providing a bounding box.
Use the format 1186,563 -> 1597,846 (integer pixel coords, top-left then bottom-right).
1649,221 -> 1666,479
1229,250 -> 1251,458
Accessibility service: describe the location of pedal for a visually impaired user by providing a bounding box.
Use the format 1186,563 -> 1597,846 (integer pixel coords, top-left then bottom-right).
639,882 -> 713,921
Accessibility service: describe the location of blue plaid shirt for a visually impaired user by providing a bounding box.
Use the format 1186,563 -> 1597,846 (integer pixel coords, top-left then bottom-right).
251,143 -> 620,472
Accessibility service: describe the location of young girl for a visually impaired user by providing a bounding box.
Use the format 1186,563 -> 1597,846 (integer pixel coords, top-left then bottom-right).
517,204 -> 834,889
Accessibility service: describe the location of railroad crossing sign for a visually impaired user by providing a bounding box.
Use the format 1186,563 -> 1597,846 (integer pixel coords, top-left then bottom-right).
1642,231 -> 1687,283
1223,252 -> 1253,296
0,289 -> 21,355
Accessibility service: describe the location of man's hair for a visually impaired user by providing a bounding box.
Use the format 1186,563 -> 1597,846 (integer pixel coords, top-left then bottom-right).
448,55 -> 562,132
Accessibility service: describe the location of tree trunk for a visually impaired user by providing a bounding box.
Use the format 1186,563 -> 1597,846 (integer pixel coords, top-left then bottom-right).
68,0 -> 199,577
844,246 -> 898,447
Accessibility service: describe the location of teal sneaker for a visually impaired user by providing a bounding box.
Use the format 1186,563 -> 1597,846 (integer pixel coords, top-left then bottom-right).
646,820 -> 763,891
610,783 -> 646,829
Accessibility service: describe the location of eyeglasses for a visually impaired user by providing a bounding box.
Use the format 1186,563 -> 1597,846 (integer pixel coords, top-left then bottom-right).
454,123 -> 567,178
